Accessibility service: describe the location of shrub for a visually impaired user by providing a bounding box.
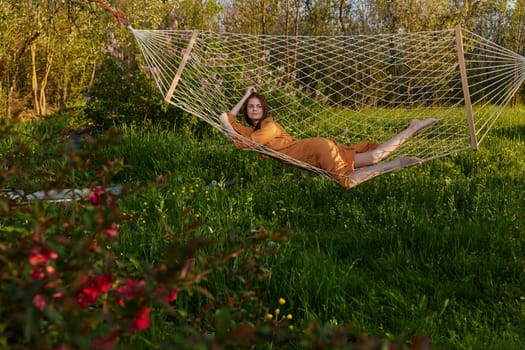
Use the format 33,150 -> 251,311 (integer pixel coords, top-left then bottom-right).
84,56 -> 174,127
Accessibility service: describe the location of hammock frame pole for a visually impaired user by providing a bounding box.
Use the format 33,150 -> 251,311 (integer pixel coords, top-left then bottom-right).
164,30 -> 199,103
455,25 -> 478,150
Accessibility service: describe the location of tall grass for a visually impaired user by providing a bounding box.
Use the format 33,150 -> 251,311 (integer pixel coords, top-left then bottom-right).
94,107 -> 524,349
4,107 -> 524,349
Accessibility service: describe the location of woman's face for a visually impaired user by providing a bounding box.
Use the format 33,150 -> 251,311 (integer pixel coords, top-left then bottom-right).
246,97 -> 264,124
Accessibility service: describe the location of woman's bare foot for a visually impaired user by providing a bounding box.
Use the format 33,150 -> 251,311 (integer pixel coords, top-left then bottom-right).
398,156 -> 423,167
409,118 -> 440,132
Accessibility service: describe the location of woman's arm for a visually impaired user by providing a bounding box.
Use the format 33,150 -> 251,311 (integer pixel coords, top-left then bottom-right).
219,112 -> 238,136
230,86 -> 256,116
219,112 -> 255,149
219,86 -> 256,136
218,87 -> 258,148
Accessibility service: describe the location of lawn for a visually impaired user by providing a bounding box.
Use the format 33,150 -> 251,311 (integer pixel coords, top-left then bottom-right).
1,107 -> 524,349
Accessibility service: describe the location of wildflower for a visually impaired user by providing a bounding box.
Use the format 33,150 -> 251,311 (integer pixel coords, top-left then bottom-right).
286,314 -> 293,320
105,222 -> 118,238
265,313 -> 273,320
33,294 -> 46,311
164,288 -> 179,303
29,250 -> 58,266
92,328 -> 119,349
30,267 -> 45,280
114,278 -> 146,307
76,274 -> 112,309
129,307 -> 151,333
279,298 -> 286,305
89,186 -> 105,206
275,308 -> 280,316
29,248 -> 58,280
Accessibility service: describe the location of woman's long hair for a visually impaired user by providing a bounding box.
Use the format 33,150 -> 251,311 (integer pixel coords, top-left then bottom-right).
243,92 -> 269,129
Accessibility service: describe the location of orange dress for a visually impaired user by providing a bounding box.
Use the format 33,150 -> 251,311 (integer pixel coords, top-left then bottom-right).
227,113 -> 377,188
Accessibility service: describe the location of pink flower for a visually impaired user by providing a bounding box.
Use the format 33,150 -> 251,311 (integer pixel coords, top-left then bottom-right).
129,307 -> 151,333
92,328 -> 119,349
88,186 -> 105,206
30,267 -> 45,280
76,274 -> 112,308
164,288 -> 178,303
29,249 -> 58,280
46,265 -> 55,275
33,294 -> 46,311
114,278 -> 145,307
105,222 -> 118,238
94,274 -> 112,292
29,249 -> 58,266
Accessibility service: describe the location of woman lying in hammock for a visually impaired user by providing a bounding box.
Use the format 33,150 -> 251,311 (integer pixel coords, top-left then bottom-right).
219,87 -> 439,189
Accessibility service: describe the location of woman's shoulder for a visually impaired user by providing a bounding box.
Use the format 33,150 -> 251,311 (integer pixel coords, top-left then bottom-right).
259,117 -> 288,136
261,117 -> 277,126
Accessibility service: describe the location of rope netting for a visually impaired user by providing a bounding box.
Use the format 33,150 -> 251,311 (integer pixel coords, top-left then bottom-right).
129,25 -> 525,179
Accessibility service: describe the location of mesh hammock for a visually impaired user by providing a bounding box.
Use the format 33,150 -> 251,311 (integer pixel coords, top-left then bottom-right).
129,25 -> 525,185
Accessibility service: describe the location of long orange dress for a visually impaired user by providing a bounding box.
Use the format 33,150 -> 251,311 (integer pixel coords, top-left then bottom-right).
227,113 -> 377,188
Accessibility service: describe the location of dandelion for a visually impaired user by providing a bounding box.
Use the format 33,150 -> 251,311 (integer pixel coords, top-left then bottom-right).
279,298 -> 286,305
286,314 -> 293,320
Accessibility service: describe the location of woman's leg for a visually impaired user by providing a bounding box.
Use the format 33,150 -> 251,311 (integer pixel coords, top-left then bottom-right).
354,118 -> 439,168
344,156 -> 422,188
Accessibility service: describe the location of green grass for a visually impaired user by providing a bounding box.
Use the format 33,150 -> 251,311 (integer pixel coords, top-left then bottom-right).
3,107 -> 525,349
102,108 -> 524,349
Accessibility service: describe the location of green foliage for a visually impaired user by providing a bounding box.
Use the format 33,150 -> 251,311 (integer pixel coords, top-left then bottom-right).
83,56 -> 172,127
2,106 -> 525,349
0,114 -> 437,349
97,106 -> 524,350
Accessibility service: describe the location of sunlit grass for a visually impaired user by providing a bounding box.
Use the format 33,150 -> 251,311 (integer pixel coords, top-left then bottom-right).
96,106 -> 525,349
3,106 -> 524,349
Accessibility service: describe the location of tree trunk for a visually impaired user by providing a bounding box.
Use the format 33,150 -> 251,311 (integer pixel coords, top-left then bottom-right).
339,0 -> 346,35
31,42 -> 41,116
39,40 -> 54,116
30,39 -> 54,116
